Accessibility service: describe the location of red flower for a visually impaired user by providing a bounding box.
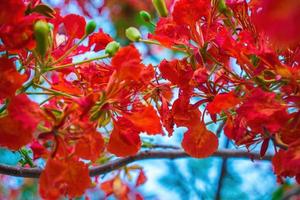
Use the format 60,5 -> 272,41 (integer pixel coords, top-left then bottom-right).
0,0 -> 26,25
0,15 -> 38,52
159,59 -> 193,90
111,45 -> 144,82
272,140 -> 300,183
88,29 -> 113,52
252,0 -> 300,46
171,94 -> 200,128
74,129 -> 105,161
149,17 -> 190,47
107,118 -> 141,157
39,158 -> 91,199
135,170 -> 147,187
0,57 -> 27,99
207,92 -> 240,115
125,104 -> 162,135
101,176 -> 130,199
236,88 -> 289,134
0,94 -> 42,150
173,0 -> 211,25
63,14 -> 86,39
182,122 -> 218,158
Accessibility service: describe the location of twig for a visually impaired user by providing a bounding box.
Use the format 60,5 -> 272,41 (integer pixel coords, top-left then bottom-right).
0,149 -> 273,179
282,186 -> 300,200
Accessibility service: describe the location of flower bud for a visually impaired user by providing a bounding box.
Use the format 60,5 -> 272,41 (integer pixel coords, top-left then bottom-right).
34,20 -> 50,57
139,11 -> 152,22
125,27 -> 141,42
152,0 -> 168,17
105,41 -> 120,57
218,0 -> 227,13
85,20 -> 97,35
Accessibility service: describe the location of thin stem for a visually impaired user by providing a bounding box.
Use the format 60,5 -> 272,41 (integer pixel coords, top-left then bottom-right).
33,84 -> 78,98
19,149 -> 35,168
26,92 -> 53,95
139,39 -> 187,53
45,54 -> 110,72
50,35 -> 88,66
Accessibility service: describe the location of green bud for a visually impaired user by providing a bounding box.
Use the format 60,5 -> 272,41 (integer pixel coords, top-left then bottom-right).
152,0 -> 168,17
139,11 -> 152,22
125,27 -> 141,42
218,0 -> 227,13
34,20 -> 50,57
105,41 -> 120,57
85,21 -> 97,35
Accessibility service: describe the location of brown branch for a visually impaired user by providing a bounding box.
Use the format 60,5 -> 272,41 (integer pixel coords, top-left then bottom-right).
215,138 -> 230,200
282,186 -> 300,200
0,149 -> 273,179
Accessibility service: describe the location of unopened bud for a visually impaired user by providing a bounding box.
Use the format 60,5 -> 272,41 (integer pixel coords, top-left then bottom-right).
218,0 -> 227,13
125,27 -> 141,42
139,11 -> 152,22
85,21 -> 97,35
152,0 -> 168,17
34,20 -> 50,57
105,41 -> 120,57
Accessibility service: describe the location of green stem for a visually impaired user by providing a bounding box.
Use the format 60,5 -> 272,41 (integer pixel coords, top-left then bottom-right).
205,116 -> 227,126
50,35 -> 88,66
139,39 -> 187,53
33,83 -> 78,98
0,100 -> 8,114
45,54 -> 110,72
26,92 -> 53,95
19,149 -> 35,167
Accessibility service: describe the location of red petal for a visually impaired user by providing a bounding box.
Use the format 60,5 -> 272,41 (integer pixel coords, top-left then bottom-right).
0,94 -> 42,150
75,129 -> 105,161
107,118 -> 141,157
39,158 -> 91,199
159,59 -> 193,90
207,92 -> 240,115
173,0 -> 210,25
253,0 -> 300,46
0,57 -> 27,99
125,104 -> 162,135
0,0 -> 26,25
63,14 -> 86,39
135,170 -> 147,187
182,123 -> 218,158
111,45 -> 143,81
88,29 -> 113,52
171,95 -> 201,128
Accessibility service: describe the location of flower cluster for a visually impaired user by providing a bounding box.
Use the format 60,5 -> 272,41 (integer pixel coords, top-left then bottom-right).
0,0 -> 300,199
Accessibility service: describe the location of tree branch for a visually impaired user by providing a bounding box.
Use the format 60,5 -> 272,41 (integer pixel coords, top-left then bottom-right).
0,149 -> 273,179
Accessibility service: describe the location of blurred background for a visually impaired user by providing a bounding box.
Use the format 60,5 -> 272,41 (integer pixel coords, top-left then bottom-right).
0,0 -> 295,199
